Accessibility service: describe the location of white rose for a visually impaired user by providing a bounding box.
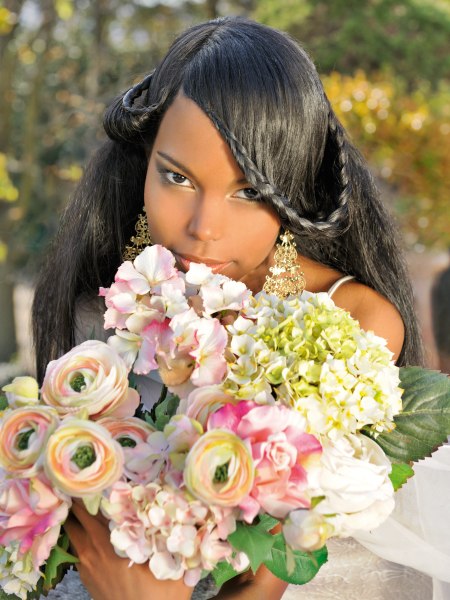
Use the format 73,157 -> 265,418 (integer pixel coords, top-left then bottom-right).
315,434 -> 395,535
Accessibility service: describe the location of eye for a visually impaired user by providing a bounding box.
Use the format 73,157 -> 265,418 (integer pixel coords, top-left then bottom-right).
157,167 -> 192,188
234,187 -> 261,201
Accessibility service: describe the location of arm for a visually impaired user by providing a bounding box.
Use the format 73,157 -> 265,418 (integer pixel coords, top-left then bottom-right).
64,502 -> 193,600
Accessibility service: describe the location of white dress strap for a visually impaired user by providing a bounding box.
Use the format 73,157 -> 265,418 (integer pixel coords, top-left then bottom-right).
327,275 -> 355,298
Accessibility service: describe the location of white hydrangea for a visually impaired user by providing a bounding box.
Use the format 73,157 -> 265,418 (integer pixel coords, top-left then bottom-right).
0,545 -> 41,600
223,291 -> 403,440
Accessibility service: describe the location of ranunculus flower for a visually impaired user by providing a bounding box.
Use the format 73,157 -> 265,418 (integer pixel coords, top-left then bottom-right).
0,407 -> 60,477
98,416 -> 156,484
313,434 -> 395,535
177,386 -> 238,429
184,429 -> 254,507
208,402 -> 322,519
44,418 -> 124,497
41,340 -> 140,419
2,376 -> 40,409
0,475 -> 70,570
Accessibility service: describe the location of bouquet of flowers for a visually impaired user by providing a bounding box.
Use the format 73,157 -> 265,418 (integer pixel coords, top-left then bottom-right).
1,245 -> 450,599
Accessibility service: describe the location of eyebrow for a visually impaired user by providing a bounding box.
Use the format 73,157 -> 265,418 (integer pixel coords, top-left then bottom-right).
156,151 -> 248,185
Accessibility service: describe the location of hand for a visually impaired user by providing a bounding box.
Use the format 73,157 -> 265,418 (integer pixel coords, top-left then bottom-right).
64,501 -> 193,600
215,522 -> 288,600
215,565 -> 288,600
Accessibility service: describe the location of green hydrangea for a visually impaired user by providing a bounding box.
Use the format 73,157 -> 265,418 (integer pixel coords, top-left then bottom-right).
224,291 -> 402,440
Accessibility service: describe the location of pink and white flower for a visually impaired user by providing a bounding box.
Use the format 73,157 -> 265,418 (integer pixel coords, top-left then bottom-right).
0,475 -> 70,570
103,479 -> 239,585
208,401 -> 322,520
98,416 -> 157,484
128,245 -> 180,293
177,385 -> 238,428
0,406 -> 60,477
184,429 -> 255,508
44,418 -> 124,498
41,340 -> 140,419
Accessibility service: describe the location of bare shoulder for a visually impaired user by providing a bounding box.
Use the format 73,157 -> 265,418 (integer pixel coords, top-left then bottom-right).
330,280 -> 405,360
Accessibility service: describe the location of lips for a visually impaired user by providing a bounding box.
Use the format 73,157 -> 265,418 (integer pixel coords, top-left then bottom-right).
173,253 -> 232,274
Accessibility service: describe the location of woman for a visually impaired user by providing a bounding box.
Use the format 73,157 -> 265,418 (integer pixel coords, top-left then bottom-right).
33,16 -> 435,600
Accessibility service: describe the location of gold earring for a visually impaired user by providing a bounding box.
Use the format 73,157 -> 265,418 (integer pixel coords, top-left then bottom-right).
122,208 -> 153,261
263,230 -> 306,299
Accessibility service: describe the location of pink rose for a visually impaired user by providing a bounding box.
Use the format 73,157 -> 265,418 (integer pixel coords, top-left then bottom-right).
209,402 -> 322,519
0,475 -> 70,569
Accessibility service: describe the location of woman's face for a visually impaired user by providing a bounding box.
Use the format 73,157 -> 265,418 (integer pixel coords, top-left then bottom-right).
144,94 -> 280,290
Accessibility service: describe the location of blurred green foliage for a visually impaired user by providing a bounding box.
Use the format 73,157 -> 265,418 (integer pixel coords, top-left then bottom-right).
1,0 -> 449,280
255,0 -> 450,88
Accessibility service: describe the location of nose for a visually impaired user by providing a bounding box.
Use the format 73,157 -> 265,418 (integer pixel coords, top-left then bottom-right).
187,194 -> 224,242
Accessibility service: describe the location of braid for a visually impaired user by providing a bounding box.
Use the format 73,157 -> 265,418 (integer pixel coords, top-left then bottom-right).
326,108 -> 352,226
197,100 -> 350,237
122,71 -> 156,115
103,71 -> 163,144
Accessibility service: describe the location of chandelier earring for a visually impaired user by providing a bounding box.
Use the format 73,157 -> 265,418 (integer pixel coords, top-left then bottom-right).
122,208 -> 153,261
263,230 -> 306,299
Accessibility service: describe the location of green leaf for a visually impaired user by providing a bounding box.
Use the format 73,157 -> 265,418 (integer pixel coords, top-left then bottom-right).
372,367 -> 450,463
228,522 -> 276,573
44,543 -> 79,587
211,560 -> 239,587
264,534 -> 328,584
0,395 -> 8,410
254,514 -> 279,532
154,392 -> 180,431
389,462 -> 415,491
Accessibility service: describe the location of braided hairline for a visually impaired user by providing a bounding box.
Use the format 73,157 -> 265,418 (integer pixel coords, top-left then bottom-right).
196,100 -> 350,235
121,74 -> 350,235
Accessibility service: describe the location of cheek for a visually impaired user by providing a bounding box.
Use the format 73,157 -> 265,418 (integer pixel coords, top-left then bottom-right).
234,211 -> 280,262
144,178 -> 184,244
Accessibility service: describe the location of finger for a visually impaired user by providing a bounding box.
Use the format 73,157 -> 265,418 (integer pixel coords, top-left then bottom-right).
63,514 -> 84,558
71,500 -> 109,531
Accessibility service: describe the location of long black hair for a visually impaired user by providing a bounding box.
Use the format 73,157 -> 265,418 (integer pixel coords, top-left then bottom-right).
33,16 -> 423,381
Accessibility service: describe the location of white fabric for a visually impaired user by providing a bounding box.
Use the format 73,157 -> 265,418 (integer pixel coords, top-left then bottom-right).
355,445 -> 450,599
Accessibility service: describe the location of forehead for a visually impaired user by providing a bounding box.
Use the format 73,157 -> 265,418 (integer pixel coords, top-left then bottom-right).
152,93 -> 245,180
